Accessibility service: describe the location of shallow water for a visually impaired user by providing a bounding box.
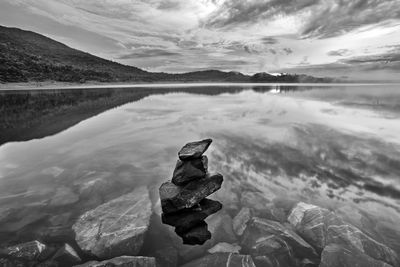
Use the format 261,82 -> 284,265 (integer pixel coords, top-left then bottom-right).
1,84 -> 400,264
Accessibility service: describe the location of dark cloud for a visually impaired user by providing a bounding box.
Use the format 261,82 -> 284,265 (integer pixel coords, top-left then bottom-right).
328,49 -> 351,57
204,0 -> 400,38
118,49 -> 181,59
283,48 -> 293,55
261,37 -> 278,44
269,49 -> 277,55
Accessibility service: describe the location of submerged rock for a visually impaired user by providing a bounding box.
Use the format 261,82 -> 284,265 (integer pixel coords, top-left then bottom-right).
162,198 -> 222,233
320,244 -> 392,267
241,217 -> 318,265
181,253 -> 256,267
208,243 -> 241,254
176,221 -> 211,245
52,244 -> 81,266
178,139 -> 212,160
160,173 -> 223,214
233,207 -> 252,236
172,156 -> 208,185
72,186 -> 152,259
2,240 -> 47,261
74,256 -> 156,267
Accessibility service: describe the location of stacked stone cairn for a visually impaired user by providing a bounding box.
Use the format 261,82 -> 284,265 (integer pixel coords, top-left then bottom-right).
159,139 -> 224,245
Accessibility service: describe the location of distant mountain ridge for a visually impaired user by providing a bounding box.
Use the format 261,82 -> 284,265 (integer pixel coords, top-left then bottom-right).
0,25 -> 334,84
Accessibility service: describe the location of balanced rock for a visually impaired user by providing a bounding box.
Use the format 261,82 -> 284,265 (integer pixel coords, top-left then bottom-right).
162,198 -> 222,233
2,240 -> 47,261
73,186 -> 152,259
176,221 -> 212,245
181,253 -> 256,267
73,256 -> 156,267
160,173 -> 223,213
178,139 -> 212,160
172,156 -> 208,185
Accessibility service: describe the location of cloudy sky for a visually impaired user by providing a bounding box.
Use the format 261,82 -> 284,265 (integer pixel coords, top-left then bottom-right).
1,0 -> 400,80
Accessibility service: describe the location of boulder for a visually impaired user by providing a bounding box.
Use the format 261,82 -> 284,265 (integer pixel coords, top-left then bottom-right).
241,217 -> 318,264
162,198 -> 222,233
178,139 -> 212,160
319,244 -> 392,267
2,240 -> 46,261
208,243 -> 241,254
181,253 -> 256,267
73,256 -> 156,267
172,156 -> 208,185
288,202 -> 343,252
51,244 -> 81,266
176,221 -> 211,245
207,212 -> 237,246
160,173 -> 223,213
326,224 -> 399,267
72,186 -> 152,259
233,207 -> 252,236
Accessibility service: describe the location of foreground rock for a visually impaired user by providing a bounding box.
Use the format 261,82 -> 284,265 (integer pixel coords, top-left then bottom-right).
172,156 -> 208,185
178,139 -> 212,160
160,173 -> 223,213
241,217 -> 318,266
1,240 -> 47,261
176,221 -> 211,245
288,202 -> 399,266
51,244 -> 81,266
162,198 -> 222,233
233,207 -> 252,236
320,244 -> 392,267
181,253 -> 256,267
208,243 -> 241,254
73,186 -> 152,259
74,256 -> 156,267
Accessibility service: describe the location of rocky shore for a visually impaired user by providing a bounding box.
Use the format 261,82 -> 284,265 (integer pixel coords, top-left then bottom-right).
1,140 -> 399,266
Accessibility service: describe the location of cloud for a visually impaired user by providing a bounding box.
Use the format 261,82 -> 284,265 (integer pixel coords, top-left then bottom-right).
283,48 -> 293,55
328,49 -> 351,57
261,37 -> 278,44
118,49 -> 181,59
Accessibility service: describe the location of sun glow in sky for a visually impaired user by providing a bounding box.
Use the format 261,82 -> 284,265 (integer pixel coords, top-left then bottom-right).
1,0 -> 400,80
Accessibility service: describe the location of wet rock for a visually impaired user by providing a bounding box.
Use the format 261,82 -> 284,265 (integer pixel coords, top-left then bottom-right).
178,139 -> 212,160
160,173 -> 223,214
288,202 -> 344,252
162,198 -> 222,233
73,256 -> 156,267
51,244 -> 81,266
2,240 -> 47,261
241,217 -> 318,264
326,224 -> 399,267
319,244 -> 392,267
233,207 -> 252,236
73,186 -> 152,259
0,258 -> 25,267
208,242 -> 241,254
172,156 -> 208,185
176,221 -> 211,245
181,253 -> 256,267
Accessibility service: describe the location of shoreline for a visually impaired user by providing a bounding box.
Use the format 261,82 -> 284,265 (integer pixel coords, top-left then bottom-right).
1,81 -> 400,91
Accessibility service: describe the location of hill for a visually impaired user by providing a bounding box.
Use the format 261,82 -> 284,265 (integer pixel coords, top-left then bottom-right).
0,25 -> 333,84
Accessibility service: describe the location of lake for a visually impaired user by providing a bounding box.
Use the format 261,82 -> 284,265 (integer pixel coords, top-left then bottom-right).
1,84 -> 400,266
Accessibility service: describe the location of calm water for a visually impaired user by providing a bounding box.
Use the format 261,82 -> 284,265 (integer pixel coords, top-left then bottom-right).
1,84 -> 400,263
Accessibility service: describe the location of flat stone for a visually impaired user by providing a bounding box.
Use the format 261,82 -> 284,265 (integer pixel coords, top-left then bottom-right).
160,173 -> 223,213
176,221 -> 211,245
72,186 -> 152,259
233,207 -> 252,236
51,244 -> 81,266
241,217 -> 318,263
181,253 -> 256,267
2,240 -> 46,261
172,156 -> 208,185
208,243 -> 241,254
162,198 -> 222,233
319,244 -> 392,267
73,256 -> 156,267
178,139 -> 212,160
